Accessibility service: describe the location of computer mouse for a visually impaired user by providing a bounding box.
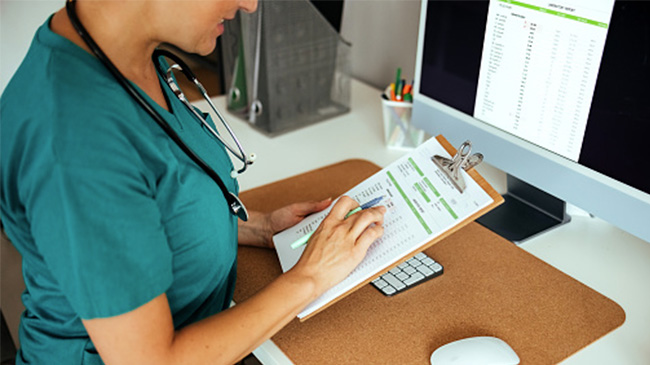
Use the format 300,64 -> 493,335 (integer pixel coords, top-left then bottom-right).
430,336 -> 520,365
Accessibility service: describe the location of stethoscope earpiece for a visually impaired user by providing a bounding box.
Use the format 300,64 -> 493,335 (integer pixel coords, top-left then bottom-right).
230,153 -> 256,179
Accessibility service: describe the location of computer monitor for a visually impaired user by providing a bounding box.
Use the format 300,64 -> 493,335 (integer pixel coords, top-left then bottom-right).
412,0 -> 650,243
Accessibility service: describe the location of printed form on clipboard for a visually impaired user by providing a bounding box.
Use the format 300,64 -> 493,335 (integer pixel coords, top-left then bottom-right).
273,136 -> 503,320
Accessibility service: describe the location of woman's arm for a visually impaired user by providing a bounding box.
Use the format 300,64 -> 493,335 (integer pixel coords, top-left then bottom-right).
83,196 -> 385,365
83,269 -> 317,365
237,198 -> 332,248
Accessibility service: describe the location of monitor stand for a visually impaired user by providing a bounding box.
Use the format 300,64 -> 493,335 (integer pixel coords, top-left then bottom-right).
477,174 -> 571,244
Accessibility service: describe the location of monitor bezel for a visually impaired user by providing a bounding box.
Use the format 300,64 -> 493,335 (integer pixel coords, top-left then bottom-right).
411,0 -> 650,243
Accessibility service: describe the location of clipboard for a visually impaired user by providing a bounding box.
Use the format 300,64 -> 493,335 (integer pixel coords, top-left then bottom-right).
275,135 -> 504,321
235,154 -> 624,364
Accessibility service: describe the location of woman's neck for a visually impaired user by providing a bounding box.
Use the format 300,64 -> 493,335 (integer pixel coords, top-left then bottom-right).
51,1 -> 170,110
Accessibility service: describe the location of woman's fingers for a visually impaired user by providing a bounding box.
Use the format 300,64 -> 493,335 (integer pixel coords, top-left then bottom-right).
348,206 -> 386,239
292,198 -> 332,217
328,196 -> 360,221
322,196 -> 386,249
353,224 -> 385,259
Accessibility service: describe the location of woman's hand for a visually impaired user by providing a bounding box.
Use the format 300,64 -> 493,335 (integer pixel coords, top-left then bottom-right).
289,196 -> 386,298
238,198 -> 332,248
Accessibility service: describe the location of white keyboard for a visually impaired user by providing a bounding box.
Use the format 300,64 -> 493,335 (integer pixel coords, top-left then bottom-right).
371,252 -> 444,296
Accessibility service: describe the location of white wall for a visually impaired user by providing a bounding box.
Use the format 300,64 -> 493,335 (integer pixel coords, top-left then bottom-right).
341,0 -> 421,90
0,0 -> 62,93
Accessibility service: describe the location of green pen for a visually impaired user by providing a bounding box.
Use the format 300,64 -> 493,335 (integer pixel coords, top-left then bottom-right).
394,67 -> 402,99
290,196 -> 384,250
396,79 -> 404,101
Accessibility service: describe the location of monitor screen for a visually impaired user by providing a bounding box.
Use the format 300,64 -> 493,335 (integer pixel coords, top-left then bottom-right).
412,0 -> 650,242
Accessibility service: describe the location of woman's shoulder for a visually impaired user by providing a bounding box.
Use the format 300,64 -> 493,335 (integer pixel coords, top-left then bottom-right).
2,19 -> 141,130
1,21 -> 168,175
5,38 -> 154,138
1,53 -> 154,178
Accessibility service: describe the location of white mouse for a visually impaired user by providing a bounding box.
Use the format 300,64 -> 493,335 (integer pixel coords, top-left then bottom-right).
430,336 -> 520,365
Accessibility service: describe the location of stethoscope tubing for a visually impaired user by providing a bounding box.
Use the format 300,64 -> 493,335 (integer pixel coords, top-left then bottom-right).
64,0 -> 249,221
154,49 -> 254,177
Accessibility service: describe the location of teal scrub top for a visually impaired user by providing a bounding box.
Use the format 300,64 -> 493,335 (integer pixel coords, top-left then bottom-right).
1,17 -> 240,364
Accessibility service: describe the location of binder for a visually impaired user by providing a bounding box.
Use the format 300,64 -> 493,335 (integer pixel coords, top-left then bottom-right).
221,0 -> 352,135
273,135 -> 504,320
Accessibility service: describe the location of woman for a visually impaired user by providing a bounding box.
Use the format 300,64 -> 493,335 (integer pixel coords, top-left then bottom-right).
0,0 -> 386,363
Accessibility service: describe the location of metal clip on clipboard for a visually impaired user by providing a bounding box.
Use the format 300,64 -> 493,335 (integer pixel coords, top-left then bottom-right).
432,140 -> 483,193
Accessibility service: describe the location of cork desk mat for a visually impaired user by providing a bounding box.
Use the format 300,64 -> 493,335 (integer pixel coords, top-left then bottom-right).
234,159 -> 625,364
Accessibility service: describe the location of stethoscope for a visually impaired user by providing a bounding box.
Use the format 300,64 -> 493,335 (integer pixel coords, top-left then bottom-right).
65,0 -> 254,221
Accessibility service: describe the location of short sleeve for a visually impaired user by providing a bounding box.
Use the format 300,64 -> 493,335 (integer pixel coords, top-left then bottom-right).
24,108 -> 173,319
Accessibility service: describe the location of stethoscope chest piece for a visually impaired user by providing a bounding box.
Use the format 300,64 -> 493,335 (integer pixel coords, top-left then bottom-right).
229,192 -> 249,222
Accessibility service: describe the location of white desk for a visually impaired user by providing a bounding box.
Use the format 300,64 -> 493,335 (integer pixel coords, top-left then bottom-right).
196,79 -> 650,365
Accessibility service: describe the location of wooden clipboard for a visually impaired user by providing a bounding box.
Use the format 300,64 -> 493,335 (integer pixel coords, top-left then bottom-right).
295,135 -> 504,320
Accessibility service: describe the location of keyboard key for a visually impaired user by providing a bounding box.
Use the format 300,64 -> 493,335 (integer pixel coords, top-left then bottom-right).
422,257 -> 436,266
396,272 -> 409,281
373,278 -> 388,289
417,265 -> 434,277
403,272 -> 425,286
382,273 -> 406,290
403,266 -> 417,275
408,259 -> 422,267
371,252 -> 443,297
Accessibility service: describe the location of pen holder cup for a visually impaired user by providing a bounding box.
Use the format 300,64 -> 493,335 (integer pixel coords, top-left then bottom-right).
381,99 -> 425,150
